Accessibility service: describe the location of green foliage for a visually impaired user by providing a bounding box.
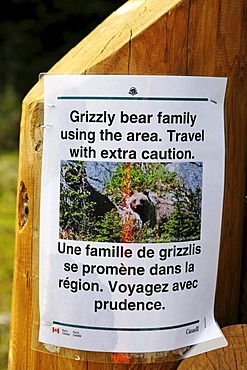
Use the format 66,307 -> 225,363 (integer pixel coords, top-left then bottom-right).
131,223 -> 160,244
60,161 -> 121,242
0,151 -> 18,370
159,187 -> 202,242
95,209 -> 122,243
0,86 -> 21,153
0,153 -> 17,305
60,161 -> 95,239
105,162 -> 179,204
0,324 -> 10,370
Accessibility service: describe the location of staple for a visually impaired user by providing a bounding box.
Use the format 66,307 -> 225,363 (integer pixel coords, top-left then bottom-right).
40,123 -> 53,128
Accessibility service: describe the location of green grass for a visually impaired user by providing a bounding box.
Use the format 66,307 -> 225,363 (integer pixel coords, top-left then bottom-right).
0,151 -> 18,370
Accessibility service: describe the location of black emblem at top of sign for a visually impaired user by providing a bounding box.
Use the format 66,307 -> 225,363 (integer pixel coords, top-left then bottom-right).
128,87 -> 138,96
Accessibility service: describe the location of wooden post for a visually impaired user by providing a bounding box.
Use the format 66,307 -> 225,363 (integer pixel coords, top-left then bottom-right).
9,0 -> 247,369
177,325 -> 247,370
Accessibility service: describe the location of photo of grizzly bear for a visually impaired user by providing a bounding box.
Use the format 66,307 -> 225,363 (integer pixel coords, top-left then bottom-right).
59,161 -> 202,243
127,192 -> 156,228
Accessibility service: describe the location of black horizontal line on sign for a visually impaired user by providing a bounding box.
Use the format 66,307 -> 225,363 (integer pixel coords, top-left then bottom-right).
57,96 -> 208,102
52,319 -> 200,332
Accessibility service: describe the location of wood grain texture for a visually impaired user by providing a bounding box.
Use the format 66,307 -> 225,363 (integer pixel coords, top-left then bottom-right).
240,197 -> 247,322
9,0 -> 247,369
177,325 -> 247,370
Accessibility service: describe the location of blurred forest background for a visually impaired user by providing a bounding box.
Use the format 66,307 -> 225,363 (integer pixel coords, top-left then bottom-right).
0,0 -> 125,368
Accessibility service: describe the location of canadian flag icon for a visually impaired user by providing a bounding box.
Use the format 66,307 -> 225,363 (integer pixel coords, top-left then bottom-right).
52,327 -> 60,334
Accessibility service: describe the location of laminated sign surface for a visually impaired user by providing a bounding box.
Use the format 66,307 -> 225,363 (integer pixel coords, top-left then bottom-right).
39,75 -> 227,353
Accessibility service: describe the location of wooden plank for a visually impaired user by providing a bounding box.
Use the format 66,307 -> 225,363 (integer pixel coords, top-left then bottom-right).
9,0 -> 247,369
177,325 -> 247,369
240,197 -> 247,322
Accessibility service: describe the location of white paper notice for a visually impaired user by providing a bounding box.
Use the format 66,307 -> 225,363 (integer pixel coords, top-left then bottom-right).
39,75 -> 227,354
